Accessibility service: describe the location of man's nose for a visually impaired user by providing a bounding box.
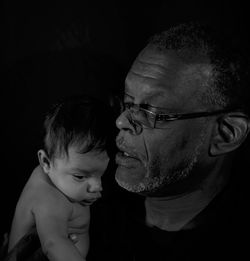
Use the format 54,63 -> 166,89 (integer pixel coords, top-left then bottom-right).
116,110 -> 140,134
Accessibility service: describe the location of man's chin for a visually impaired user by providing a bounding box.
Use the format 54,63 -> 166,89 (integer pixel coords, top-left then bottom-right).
115,164 -> 148,193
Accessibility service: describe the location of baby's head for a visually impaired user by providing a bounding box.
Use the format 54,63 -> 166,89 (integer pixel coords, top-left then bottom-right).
38,95 -> 115,205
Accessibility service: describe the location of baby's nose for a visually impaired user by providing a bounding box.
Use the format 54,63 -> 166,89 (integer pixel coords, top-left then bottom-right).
87,178 -> 103,193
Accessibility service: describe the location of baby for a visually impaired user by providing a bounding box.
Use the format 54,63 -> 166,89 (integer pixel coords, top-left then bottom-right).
7,95 -> 114,261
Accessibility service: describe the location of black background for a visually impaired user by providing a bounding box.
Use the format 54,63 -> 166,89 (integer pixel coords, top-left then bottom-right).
2,0 -> 250,242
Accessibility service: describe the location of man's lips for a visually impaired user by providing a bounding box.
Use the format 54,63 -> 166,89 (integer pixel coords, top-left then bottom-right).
116,138 -> 140,159
115,151 -> 141,168
116,137 -> 144,168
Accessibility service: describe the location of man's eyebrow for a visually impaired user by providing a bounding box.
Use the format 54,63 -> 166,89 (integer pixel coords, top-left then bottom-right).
124,93 -> 134,100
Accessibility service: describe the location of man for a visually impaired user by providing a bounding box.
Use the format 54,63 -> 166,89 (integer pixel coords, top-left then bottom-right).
108,22 -> 249,260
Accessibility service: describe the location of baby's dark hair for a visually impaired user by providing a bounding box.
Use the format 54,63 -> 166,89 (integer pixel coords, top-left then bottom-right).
43,95 -> 115,160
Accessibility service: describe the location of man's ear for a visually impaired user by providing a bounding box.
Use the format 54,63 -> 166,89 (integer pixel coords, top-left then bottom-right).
210,113 -> 250,156
37,150 -> 51,174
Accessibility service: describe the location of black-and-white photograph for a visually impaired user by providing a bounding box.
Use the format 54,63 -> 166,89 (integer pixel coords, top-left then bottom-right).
2,1 -> 250,260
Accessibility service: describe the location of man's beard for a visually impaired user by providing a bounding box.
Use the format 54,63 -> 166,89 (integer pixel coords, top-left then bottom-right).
116,127 -> 207,195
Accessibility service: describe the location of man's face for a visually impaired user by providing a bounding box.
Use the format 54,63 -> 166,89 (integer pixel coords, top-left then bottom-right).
115,46 -> 214,196
48,146 -> 109,205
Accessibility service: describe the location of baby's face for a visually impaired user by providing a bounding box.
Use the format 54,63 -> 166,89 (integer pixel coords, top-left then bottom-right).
48,146 -> 109,205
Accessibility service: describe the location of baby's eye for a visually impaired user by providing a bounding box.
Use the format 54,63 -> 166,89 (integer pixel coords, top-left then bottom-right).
73,175 -> 86,181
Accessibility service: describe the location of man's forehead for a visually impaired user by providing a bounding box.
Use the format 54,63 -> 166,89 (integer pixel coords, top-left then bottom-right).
130,46 -> 177,77
125,46 -> 179,93
133,45 -> 211,74
137,45 -> 171,64
125,45 -> 213,110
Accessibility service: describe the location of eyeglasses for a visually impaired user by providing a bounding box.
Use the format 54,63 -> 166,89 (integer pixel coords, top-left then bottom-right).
123,102 -> 237,130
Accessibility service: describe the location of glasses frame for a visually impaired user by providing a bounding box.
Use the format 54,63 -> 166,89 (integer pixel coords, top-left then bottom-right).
123,102 -> 239,129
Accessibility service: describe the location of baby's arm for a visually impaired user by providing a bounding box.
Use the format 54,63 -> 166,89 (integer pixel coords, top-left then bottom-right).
33,193 -> 86,261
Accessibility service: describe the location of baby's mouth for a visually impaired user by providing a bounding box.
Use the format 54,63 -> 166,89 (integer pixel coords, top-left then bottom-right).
80,198 -> 98,206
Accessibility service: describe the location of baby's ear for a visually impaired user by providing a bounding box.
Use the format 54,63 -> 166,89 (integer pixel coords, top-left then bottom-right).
37,150 -> 51,174
210,112 -> 250,156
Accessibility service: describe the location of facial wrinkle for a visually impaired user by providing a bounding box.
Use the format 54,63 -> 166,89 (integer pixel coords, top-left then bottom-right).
142,132 -> 149,176
135,59 -> 169,72
130,70 -> 159,81
131,58 -> 169,78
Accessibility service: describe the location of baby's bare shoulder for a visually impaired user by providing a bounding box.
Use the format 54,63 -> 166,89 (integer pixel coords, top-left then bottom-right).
33,185 -> 72,216
20,166 -> 72,217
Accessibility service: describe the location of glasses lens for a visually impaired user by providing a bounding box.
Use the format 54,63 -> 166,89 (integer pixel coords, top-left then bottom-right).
123,102 -> 156,128
139,109 -> 156,128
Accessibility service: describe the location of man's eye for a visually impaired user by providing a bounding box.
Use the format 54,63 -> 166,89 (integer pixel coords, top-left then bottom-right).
139,104 -> 149,110
139,104 -> 157,113
124,102 -> 133,110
